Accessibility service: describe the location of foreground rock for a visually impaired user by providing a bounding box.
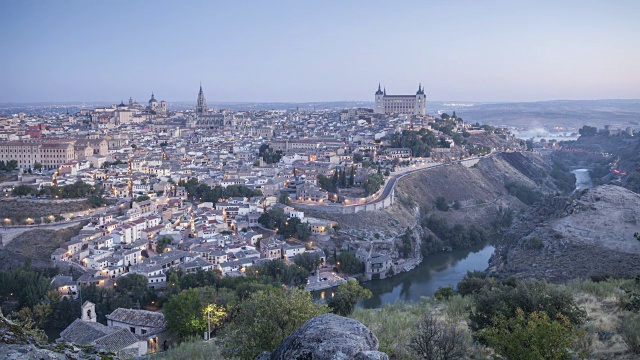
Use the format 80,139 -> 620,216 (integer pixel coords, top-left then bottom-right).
489,185 -> 640,282
257,313 -> 388,360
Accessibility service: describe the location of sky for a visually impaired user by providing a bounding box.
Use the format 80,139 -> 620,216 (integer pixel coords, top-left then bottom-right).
1,0 -> 639,103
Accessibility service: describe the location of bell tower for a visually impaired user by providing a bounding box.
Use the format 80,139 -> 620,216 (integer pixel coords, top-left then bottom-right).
374,83 -> 384,114
81,301 -> 96,322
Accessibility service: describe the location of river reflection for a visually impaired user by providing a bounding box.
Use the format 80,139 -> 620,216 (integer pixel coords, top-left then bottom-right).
313,243 -> 494,309
571,169 -> 592,191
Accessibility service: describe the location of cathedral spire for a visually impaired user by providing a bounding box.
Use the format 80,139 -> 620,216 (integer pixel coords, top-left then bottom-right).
375,83 -> 383,95
196,83 -> 207,115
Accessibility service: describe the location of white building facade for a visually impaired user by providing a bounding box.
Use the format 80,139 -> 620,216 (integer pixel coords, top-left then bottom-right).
374,84 -> 427,116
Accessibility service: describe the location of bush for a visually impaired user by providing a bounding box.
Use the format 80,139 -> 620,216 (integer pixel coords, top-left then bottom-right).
327,279 -> 372,316
351,300 -> 431,359
223,287 -> 327,360
434,286 -> 455,301
434,196 -> 449,211
505,182 -> 542,205
469,279 -> 586,333
457,277 -> 493,297
408,313 -> 469,360
621,314 -> 640,354
482,308 -> 581,360
525,236 -> 544,250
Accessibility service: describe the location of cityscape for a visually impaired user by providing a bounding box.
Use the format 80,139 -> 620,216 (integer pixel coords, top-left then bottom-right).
1,1 -> 640,360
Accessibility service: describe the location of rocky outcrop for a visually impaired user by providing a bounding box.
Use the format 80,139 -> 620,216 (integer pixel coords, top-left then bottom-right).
257,313 -> 388,360
488,185 -> 640,282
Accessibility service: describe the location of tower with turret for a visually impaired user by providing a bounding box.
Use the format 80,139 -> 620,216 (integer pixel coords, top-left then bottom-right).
196,84 -> 207,115
415,83 -> 426,116
374,83 -> 384,114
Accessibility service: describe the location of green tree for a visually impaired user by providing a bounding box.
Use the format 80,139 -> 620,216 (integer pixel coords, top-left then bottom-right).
293,252 -> 322,272
482,309 -> 580,360
363,173 -> 384,196
163,287 -> 227,340
578,125 -> 598,137
156,235 -> 173,253
114,273 -> 149,306
135,195 -> 150,202
278,192 -> 291,205
223,287 -> 328,359
32,162 -> 42,171
12,185 -> 36,197
434,286 -> 455,301
5,160 -> 18,171
327,279 -> 372,316
434,196 -> 449,211
469,279 -> 585,333
336,251 -> 364,274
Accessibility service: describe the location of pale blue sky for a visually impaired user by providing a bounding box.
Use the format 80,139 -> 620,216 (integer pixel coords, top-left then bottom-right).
1,0 -> 639,103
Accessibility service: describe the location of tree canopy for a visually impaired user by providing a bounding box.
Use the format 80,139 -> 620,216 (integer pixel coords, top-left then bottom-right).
223,287 -> 328,360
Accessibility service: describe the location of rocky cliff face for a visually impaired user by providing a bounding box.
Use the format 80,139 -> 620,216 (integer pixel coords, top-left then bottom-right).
304,152 -> 558,261
488,185 -> 640,282
257,313 -> 388,360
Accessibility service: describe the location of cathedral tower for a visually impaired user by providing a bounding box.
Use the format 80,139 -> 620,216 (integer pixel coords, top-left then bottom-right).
196,84 -> 207,115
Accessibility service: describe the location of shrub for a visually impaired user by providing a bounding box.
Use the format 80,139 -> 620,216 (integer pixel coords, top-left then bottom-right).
351,300 -> 431,359
408,313 -> 469,360
457,277 -> 493,297
223,287 -> 328,360
482,309 -> 581,360
621,314 -> 640,354
525,236 -> 544,250
327,279 -> 372,316
434,286 -> 455,301
434,196 -> 449,211
469,279 -> 586,333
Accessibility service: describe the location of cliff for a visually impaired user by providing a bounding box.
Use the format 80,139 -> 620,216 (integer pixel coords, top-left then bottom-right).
304,152 -> 559,261
488,185 -> 640,282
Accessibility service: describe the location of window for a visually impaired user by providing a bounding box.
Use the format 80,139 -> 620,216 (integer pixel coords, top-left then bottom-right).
141,329 -> 147,335
130,327 -> 136,334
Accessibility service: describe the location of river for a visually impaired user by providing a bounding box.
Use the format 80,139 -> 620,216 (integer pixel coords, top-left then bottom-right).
313,243 -> 495,308
571,168 -> 592,191
342,169 -> 592,309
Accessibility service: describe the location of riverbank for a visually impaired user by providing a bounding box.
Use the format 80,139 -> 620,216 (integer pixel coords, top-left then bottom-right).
312,243 -> 494,308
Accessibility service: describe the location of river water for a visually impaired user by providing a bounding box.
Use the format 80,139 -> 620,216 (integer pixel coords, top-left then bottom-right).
572,168 -> 592,191
314,243 -> 495,308
316,170 -> 591,309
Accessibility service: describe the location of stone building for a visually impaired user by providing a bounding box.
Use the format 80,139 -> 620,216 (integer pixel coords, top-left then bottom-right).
374,83 -> 427,116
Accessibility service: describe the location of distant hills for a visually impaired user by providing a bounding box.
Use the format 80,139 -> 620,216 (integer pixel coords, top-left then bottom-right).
2,99 -> 639,130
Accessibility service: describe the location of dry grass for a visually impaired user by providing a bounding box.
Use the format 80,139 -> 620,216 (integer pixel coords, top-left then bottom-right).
5,222 -> 87,259
574,293 -> 633,359
0,200 -> 94,223
152,339 -> 224,360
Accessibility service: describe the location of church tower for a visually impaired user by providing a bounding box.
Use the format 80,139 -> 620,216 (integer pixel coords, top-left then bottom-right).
148,92 -> 158,111
374,83 -> 384,114
415,83 -> 426,116
81,301 -> 96,322
196,84 -> 207,115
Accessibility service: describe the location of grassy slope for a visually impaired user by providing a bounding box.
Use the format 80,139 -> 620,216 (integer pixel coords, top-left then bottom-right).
0,200 -> 94,222
5,222 -> 88,259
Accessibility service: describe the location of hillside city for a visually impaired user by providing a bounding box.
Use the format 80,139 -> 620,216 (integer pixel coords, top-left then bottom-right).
4,1 -> 640,359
